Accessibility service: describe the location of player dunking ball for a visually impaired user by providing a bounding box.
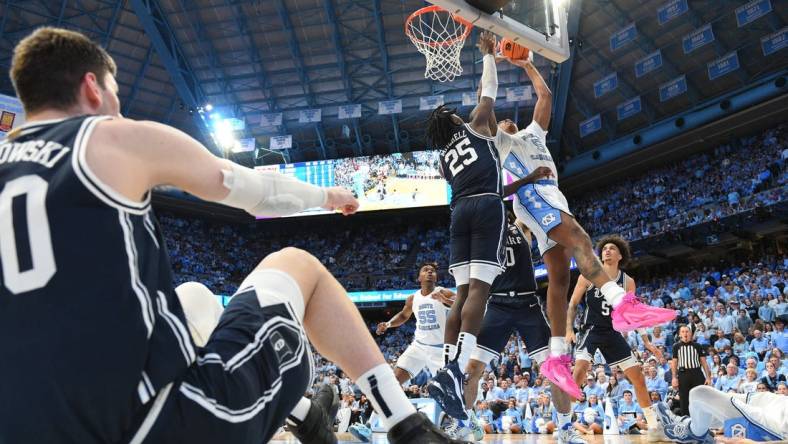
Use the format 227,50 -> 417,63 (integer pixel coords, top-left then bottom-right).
495,56 -> 677,398
376,263 -> 455,384
0,28 -> 469,444
567,236 -> 668,442
458,211 -> 585,444
425,31 -> 512,420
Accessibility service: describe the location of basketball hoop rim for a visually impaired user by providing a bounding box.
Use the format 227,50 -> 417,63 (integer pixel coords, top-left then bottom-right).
405,5 -> 473,48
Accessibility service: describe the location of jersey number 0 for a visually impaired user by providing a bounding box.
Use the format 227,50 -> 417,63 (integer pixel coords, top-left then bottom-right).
443,138 -> 478,176
0,174 -> 56,294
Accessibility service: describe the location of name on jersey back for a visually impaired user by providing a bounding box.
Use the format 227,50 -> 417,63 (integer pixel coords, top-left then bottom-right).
0,139 -> 71,168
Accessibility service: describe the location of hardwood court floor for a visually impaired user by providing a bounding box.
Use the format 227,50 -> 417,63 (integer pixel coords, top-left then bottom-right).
269,432 -> 652,443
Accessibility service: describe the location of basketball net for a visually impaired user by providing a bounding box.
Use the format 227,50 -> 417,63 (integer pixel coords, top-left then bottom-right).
405,6 -> 472,83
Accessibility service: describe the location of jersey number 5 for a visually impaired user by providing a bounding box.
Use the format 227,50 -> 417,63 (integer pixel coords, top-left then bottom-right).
443,138 -> 478,176
0,175 -> 56,294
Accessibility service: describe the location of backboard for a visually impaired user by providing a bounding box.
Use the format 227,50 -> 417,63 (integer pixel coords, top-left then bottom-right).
427,0 -> 570,63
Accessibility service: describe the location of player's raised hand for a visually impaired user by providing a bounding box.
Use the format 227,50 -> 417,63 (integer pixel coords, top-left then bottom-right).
506,55 -> 535,69
476,31 -> 496,55
376,322 -> 389,335
323,187 -> 359,215
432,289 -> 456,306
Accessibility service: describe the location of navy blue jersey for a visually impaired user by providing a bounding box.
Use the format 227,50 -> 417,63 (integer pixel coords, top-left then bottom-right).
0,116 -> 195,442
439,123 -> 503,205
490,222 -> 537,296
579,271 -> 628,331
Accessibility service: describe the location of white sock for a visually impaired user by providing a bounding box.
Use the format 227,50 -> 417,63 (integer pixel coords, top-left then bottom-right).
643,405 -> 657,428
286,397 -> 312,426
600,281 -> 626,307
557,411 -> 573,428
456,332 -> 477,370
444,343 -> 458,365
549,336 -> 567,357
356,363 -> 416,429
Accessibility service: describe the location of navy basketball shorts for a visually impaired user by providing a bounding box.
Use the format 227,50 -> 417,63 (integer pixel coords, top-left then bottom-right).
574,326 -> 637,370
471,297 -> 551,365
128,270 -> 313,444
449,194 -> 506,286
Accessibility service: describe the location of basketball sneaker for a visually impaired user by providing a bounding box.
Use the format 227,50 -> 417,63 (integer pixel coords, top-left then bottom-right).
556,423 -> 587,444
466,410 -> 485,441
540,355 -> 583,399
427,361 -> 468,420
654,402 -> 713,444
387,412 -> 473,444
289,384 -> 338,444
349,422 -> 372,442
611,292 -> 677,332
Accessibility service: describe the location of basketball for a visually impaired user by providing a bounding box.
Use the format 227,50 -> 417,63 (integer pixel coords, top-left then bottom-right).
500,38 -> 530,60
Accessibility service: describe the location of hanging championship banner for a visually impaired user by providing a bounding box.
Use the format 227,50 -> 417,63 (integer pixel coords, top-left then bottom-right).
0,94 -> 25,133
419,95 -> 444,111
462,92 -> 477,106
683,24 -> 715,54
736,0 -> 772,27
708,51 -> 740,80
233,138 -> 256,153
610,23 -> 637,51
299,109 -> 322,123
659,75 -> 687,102
658,0 -> 688,25
378,99 -> 402,115
635,50 -> 663,78
260,113 -> 283,127
338,104 -> 361,119
579,114 -> 602,137
506,86 -> 533,102
594,73 -> 618,98
617,96 -> 642,121
270,135 -> 292,150
761,27 -> 787,56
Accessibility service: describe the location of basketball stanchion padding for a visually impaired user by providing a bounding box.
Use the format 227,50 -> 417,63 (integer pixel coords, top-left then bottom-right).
499,38 -> 530,60
405,5 -> 473,83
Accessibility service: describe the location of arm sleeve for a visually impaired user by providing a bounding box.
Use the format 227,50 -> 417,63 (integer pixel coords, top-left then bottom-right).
697,343 -> 707,357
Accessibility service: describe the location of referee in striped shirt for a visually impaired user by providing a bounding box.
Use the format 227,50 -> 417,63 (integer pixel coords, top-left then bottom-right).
671,324 -> 712,416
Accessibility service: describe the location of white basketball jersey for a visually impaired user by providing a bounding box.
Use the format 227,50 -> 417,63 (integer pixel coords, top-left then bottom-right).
497,120 -> 558,182
412,288 -> 449,347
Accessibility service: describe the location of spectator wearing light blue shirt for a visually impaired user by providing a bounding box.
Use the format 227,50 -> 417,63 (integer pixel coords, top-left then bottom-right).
645,366 -> 668,400
759,303 -> 776,322
714,330 -> 732,350
476,401 -> 497,434
715,363 -> 743,392
773,319 -> 788,353
750,330 -> 771,359
583,375 -> 606,400
617,390 -> 646,434
496,399 -> 524,433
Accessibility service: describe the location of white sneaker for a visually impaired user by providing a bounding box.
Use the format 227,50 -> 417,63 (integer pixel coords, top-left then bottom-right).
557,425 -> 588,444
466,411 -> 484,442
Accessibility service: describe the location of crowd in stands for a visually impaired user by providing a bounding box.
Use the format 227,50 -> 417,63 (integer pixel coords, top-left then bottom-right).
573,124 -> 787,241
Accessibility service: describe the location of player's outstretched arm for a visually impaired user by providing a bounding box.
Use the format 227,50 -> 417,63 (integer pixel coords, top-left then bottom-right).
88,119 -> 358,217
469,31 -> 498,137
508,58 -> 552,131
376,295 -> 414,335
502,166 -> 554,197
566,275 -> 589,344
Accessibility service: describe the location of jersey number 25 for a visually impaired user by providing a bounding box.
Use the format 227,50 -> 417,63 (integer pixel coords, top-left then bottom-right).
443,138 -> 478,176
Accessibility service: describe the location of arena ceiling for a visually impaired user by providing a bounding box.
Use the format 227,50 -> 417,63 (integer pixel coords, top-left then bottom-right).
0,0 -> 786,166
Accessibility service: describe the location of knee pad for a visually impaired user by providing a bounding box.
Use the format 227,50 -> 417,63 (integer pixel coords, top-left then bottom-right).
239,268 -> 306,322
175,282 -> 224,347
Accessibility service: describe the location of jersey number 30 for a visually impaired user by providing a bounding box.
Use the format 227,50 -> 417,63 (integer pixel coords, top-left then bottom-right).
443,138 -> 478,176
0,175 -> 56,294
